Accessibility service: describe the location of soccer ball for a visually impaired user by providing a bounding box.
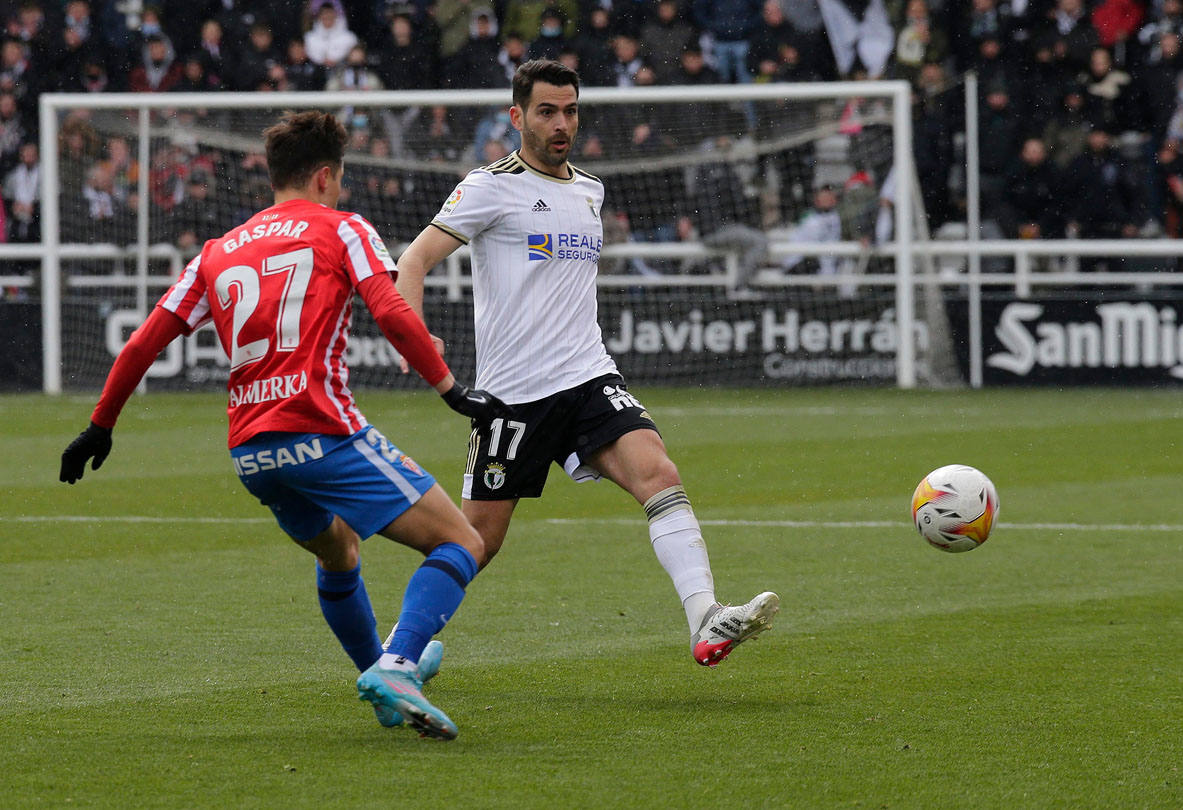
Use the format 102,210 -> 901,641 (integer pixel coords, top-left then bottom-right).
911,465 -> 999,553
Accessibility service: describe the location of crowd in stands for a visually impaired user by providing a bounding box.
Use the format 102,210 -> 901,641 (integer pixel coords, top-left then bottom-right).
3,0 -> 1183,267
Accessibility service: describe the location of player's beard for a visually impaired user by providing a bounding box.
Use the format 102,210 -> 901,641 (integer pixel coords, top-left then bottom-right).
524,126 -> 573,169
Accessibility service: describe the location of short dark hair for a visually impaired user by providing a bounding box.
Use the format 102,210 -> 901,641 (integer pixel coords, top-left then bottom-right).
262,110 -> 347,190
512,59 -> 579,109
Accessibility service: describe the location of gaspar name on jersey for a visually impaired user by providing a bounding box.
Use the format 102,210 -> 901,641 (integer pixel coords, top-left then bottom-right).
222,219 -> 310,253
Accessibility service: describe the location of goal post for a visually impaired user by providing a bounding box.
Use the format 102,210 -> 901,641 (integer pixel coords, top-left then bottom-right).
36,80 -> 919,394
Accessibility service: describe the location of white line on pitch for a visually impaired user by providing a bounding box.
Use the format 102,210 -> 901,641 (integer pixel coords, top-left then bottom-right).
544,518 -> 1183,532
11,515 -> 1183,533
11,515 -> 272,524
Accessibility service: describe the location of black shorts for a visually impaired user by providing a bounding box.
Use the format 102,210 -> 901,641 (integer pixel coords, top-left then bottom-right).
463,374 -> 659,500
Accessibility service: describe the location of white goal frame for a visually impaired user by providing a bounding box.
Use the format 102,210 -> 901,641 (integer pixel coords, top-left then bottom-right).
35,81 -> 917,393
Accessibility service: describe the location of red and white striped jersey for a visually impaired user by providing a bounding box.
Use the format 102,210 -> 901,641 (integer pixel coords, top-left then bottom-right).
159,199 -> 403,447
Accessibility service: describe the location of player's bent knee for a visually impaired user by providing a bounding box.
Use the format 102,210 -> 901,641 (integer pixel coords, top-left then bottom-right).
300,516 -> 361,570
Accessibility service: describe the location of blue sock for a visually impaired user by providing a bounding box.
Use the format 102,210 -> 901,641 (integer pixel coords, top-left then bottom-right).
387,543 -> 478,663
316,562 -> 384,672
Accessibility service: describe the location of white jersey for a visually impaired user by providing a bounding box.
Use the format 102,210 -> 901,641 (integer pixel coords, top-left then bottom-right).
431,151 -> 618,404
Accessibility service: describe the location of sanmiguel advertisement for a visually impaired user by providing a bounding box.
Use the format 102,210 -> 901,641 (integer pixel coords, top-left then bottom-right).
952,294 -> 1183,385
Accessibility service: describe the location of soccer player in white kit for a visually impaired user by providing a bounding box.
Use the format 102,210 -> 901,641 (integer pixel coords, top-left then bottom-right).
396,60 -> 779,667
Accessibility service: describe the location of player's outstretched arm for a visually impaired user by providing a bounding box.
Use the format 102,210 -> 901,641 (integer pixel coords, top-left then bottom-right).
395,225 -> 464,322
60,307 -> 187,484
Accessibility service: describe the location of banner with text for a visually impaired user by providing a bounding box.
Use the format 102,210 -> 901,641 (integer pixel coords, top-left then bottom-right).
57,288 -> 922,391
950,294 -> 1183,385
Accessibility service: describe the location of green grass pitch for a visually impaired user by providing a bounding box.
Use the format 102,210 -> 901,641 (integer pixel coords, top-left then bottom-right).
1,387 -> 1179,809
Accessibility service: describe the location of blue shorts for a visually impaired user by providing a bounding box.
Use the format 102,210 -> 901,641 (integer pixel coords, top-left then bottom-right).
231,426 -> 436,542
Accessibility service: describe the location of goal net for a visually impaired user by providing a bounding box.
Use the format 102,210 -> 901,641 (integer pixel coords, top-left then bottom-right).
40,81 -> 951,393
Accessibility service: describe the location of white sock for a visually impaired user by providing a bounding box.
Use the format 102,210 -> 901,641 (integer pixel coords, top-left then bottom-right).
645,487 -> 717,633
377,652 -> 417,672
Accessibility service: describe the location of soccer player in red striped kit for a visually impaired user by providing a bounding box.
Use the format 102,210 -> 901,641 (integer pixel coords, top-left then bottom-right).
59,111 -> 509,740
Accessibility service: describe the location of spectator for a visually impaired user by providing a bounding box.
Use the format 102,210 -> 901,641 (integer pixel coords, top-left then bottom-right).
779,185 -> 843,279
779,0 -> 828,77
747,0 -> 806,82
237,21 -> 283,91
471,105 -> 519,162
149,144 -> 190,212
328,44 -> 385,92
446,10 -> 505,88
1137,0 -> 1183,56
304,0 -> 358,68
502,0 -> 579,43
169,169 -> 225,250
0,38 -> 35,114
1023,31 -> 1073,136
58,114 -> 100,200
572,6 -> 616,86
129,34 -> 183,92
1140,31 -> 1183,142
103,135 -> 138,208
1042,0 -> 1099,74
50,5 -> 97,92
81,163 -> 120,242
640,0 -> 696,84
1063,125 -> 1144,241
1001,137 -> 1064,238
79,56 -> 108,92
0,91 -> 26,176
7,3 -> 50,62
610,0 -> 654,39
978,84 -> 1024,217
671,41 -> 722,85
497,33 -> 528,84
1044,82 -> 1092,167
404,105 -> 464,162
973,35 -> 1021,98
913,62 -> 956,228
2,140 -> 38,242
527,8 -> 569,61
693,0 -> 762,83
680,136 -> 768,282
1081,46 -> 1140,133
62,1 -> 93,43
284,38 -> 326,91
954,0 -> 1011,72
196,19 -> 231,87
173,52 -> 222,92
893,0 -> 948,86
610,33 -> 644,86
378,15 -> 435,89
1154,138 -> 1183,236
436,0 -> 490,62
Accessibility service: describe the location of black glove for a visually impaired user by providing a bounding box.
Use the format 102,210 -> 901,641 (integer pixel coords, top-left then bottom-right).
441,383 -> 513,425
60,422 -> 113,484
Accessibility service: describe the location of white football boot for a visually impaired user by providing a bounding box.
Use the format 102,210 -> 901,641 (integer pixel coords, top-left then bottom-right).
691,591 -> 780,667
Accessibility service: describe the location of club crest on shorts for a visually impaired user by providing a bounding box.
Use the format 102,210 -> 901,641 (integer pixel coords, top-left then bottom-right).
398,453 -> 422,475
483,462 -> 506,490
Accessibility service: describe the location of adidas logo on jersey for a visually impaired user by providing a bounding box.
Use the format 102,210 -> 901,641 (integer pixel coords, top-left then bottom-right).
532,199 -> 551,212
